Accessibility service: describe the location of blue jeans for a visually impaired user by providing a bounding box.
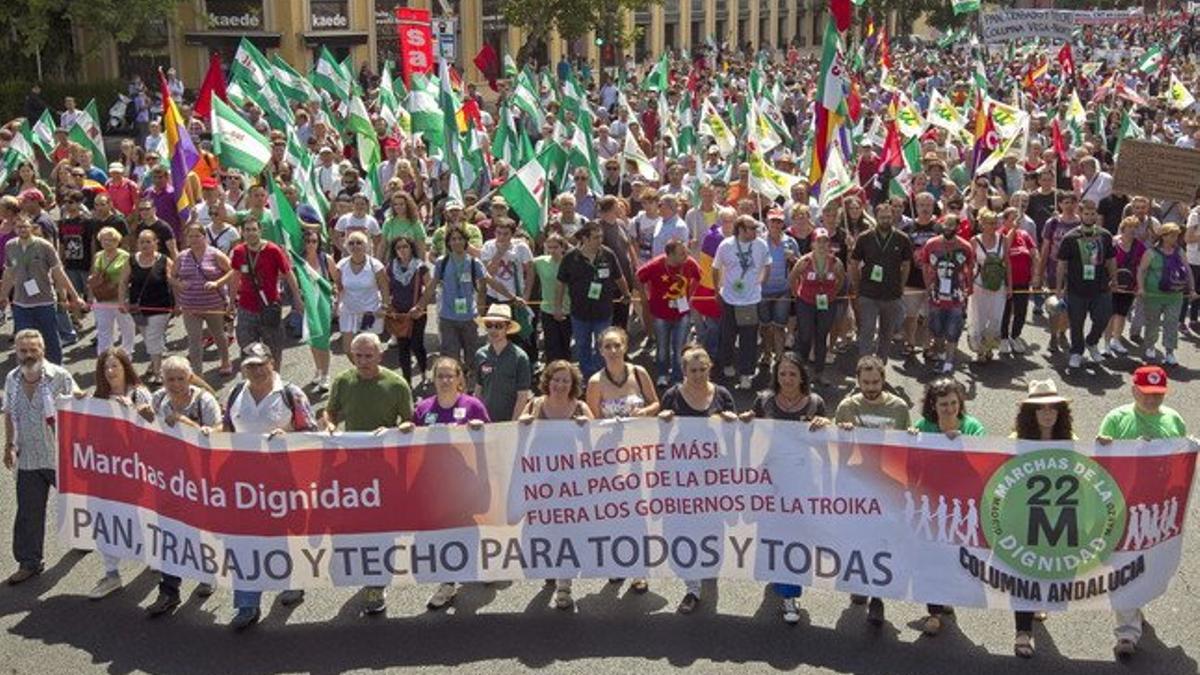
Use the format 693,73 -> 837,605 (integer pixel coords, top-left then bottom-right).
653,316 -> 689,383
571,316 -> 611,380
772,583 -> 803,599
696,314 -> 720,358
13,304 -> 63,364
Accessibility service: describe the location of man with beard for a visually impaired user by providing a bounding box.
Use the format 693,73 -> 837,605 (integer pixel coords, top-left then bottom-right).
901,193 -> 940,355
3,329 -> 80,584
834,355 -> 911,625
851,202 -> 913,362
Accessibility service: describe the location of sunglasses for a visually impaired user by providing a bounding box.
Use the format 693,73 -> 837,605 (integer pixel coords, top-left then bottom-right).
484,322 -> 508,330
303,237 -> 319,243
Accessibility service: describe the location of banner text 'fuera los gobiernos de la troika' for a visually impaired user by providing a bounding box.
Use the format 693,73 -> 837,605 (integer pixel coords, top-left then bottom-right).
56,399 -> 1196,610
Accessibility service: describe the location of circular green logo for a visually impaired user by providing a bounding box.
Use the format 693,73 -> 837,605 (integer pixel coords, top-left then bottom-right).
982,449 -> 1126,580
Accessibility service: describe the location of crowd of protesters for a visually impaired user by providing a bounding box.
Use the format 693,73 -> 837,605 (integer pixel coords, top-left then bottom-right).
0,7 -> 1197,658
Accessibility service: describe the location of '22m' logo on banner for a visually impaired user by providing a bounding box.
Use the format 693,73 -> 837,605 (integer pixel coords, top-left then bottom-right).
983,449 -> 1127,580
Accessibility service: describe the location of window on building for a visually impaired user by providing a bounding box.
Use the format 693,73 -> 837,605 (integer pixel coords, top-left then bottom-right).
310,0 -> 351,31
665,22 -> 677,50
118,17 -> 172,85
375,0 -> 405,69
204,0 -> 265,31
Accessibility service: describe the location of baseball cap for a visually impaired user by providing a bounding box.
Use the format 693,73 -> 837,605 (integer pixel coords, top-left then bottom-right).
296,204 -> 322,225
444,199 -> 464,211
18,189 -> 45,204
107,162 -> 125,174
1133,366 -> 1168,394
200,177 -> 219,190
241,342 -> 273,366
767,207 -> 785,221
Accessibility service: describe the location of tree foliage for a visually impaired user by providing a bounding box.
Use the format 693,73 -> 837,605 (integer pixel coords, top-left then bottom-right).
504,0 -> 663,62
0,0 -> 184,80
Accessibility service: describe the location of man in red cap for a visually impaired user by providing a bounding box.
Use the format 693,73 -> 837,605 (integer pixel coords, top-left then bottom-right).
376,137 -> 403,187
1097,365 -> 1188,659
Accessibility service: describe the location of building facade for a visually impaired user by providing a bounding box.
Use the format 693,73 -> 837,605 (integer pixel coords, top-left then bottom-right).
83,0 -> 831,87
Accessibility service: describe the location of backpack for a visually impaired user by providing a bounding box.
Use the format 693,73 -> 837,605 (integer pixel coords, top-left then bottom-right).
222,382 -> 314,433
976,236 -> 1006,292
437,255 -> 478,286
1158,248 -> 1190,293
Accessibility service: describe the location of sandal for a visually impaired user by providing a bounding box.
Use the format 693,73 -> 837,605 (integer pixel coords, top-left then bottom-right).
921,614 -> 942,636
1014,632 -> 1035,659
630,579 -> 649,594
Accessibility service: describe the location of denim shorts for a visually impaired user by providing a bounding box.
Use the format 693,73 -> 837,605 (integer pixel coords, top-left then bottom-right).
928,306 -> 965,341
758,292 -> 793,326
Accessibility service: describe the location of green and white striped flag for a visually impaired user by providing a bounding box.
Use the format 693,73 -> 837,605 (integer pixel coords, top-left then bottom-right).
511,71 -> 545,129
818,144 -> 854,208
232,38 -> 292,129
68,99 -> 105,167
272,54 -> 318,104
312,47 -> 354,101
499,153 -> 549,238
622,133 -> 659,181
406,73 -> 444,156
31,109 -> 56,158
346,96 -> 381,174
377,62 -> 410,137
8,120 -> 36,164
210,96 -> 271,176
1138,46 -> 1164,74
953,0 -> 980,16
269,180 -> 333,351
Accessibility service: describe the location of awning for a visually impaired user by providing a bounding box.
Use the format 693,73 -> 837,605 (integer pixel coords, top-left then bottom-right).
301,31 -> 370,47
183,31 -> 282,49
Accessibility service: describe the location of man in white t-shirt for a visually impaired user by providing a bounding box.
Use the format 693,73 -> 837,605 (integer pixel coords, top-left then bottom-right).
334,193 -> 382,253
712,215 -> 771,389
652,194 -> 690,258
626,193 -> 661,267
1076,157 -> 1113,205
480,218 -> 534,306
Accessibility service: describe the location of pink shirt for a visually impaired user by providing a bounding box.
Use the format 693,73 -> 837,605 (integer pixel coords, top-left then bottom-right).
106,178 -> 140,216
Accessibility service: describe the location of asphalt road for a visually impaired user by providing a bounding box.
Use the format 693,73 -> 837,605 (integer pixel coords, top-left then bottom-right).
0,308 -> 1198,675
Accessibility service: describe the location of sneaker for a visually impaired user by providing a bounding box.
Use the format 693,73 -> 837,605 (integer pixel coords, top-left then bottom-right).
363,587 -> 387,615
655,375 -> 669,388
849,594 -> 868,605
1114,638 -> 1137,659
781,598 -> 801,625
1068,354 -> 1083,369
1086,345 -> 1102,363
278,589 -> 305,606
426,582 -> 456,610
825,352 -> 837,365
1130,333 -> 1144,345
722,366 -> 736,378
145,592 -> 180,616
1015,337 -> 1029,353
88,574 -> 122,600
553,587 -> 574,610
229,607 -> 260,631
1048,335 -> 1062,353
1100,344 -> 1113,358
1178,323 -> 1194,338
196,582 -> 214,597
318,375 -> 331,391
677,592 -> 700,614
1109,339 -> 1128,355
737,375 -> 753,390
1144,348 -> 1158,362
998,339 -> 1012,356
940,360 -> 954,374
1165,351 -> 1178,366
921,613 -> 942,636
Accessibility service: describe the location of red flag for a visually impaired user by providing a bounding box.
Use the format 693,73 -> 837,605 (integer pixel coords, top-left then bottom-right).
878,118 -> 903,170
879,28 -> 893,69
847,78 -> 863,122
473,43 -> 500,92
829,0 -> 852,32
1050,118 -> 1068,165
193,51 -> 227,120
1057,44 -> 1076,80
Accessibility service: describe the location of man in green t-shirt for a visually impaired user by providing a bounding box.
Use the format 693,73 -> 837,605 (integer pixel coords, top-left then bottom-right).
473,305 -> 532,422
322,332 -> 414,617
1098,365 -> 1189,659
835,355 -> 912,432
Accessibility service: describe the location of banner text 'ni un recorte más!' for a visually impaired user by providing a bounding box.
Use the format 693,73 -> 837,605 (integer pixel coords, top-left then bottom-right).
57,400 -> 1197,610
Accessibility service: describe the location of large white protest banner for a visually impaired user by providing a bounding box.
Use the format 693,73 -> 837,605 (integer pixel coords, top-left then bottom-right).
58,400 -> 1197,611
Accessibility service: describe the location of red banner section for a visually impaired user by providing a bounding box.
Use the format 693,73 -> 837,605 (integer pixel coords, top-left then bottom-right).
57,408 -> 493,536
396,7 -> 433,86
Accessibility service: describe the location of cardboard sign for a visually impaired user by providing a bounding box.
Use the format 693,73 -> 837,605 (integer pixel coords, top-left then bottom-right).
1113,140 -> 1200,205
